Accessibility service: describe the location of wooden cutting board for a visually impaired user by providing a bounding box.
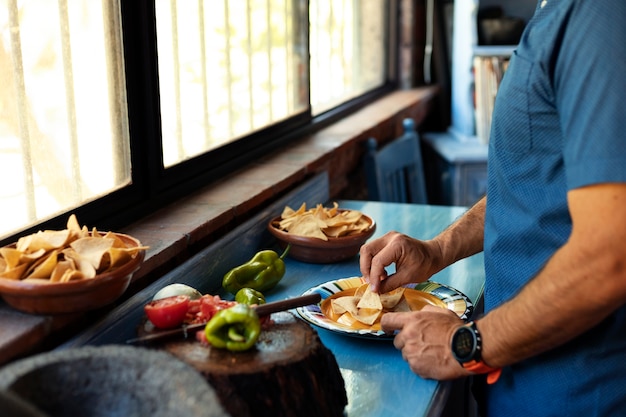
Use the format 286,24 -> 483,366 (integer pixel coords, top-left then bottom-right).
155,311 -> 347,417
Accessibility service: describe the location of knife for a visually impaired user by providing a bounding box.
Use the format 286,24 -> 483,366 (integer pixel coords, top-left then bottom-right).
126,292 -> 321,345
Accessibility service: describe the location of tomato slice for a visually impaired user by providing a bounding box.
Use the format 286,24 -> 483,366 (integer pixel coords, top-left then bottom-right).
144,295 -> 190,329
197,294 -> 236,323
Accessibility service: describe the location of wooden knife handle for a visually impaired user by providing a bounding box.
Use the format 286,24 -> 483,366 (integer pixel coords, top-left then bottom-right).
254,293 -> 321,317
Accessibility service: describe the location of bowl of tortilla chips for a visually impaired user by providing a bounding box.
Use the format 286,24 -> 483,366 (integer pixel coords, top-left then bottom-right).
0,215 -> 147,314
268,203 -> 376,263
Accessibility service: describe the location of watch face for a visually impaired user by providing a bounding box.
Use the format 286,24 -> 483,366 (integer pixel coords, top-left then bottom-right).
452,327 -> 476,362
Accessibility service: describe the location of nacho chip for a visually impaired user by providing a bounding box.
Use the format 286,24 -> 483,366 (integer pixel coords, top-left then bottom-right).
66,214 -> 82,234
59,268 -> 86,283
354,307 -> 382,325
0,248 -> 24,270
331,295 -> 359,316
70,237 -> 115,270
21,230 -> 71,253
26,250 -> 60,279
0,214 -> 147,284
326,282 -> 411,329
103,247 -> 134,269
0,263 -> 28,280
392,297 -> 412,312
62,248 -> 97,279
50,259 -> 75,282
336,312 -> 359,327
379,287 -> 405,309
357,285 -> 383,310
287,215 -> 329,241
275,202 -> 370,240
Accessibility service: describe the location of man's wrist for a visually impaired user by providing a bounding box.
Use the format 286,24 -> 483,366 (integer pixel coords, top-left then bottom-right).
450,321 -> 502,384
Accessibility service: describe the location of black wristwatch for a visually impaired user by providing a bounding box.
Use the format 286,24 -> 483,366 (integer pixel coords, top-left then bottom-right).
450,321 -> 501,384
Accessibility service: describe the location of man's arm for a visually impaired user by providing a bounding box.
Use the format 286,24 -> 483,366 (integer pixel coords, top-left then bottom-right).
479,183 -> 626,367
360,197 -> 486,293
432,196 -> 486,269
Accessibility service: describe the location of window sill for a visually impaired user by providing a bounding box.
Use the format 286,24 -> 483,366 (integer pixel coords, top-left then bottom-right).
0,87 -> 438,365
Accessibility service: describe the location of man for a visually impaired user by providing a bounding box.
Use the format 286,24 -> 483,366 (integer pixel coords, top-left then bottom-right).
359,0 -> 626,415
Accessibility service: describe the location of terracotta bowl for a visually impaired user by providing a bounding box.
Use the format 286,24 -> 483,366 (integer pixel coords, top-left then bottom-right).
0,233 -> 145,315
267,211 -> 376,263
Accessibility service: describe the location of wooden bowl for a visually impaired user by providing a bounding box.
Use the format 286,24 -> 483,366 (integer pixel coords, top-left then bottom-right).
267,211 -> 376,263
0,233 -> 145,315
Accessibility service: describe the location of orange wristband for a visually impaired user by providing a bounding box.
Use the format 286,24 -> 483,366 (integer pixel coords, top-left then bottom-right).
463,360 -> 502,384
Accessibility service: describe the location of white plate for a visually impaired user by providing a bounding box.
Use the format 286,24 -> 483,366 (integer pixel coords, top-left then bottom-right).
296,277 -> 474,339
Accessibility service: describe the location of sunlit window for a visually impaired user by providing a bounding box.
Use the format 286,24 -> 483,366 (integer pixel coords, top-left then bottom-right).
0,0 -> 389,241
0,0 -> 129,239
310,0 -> 387,115
155,0 -> 308,167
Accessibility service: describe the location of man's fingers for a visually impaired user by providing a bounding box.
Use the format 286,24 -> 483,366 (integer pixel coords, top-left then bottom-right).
381,311 -> 409,332
421,304 -> 456,315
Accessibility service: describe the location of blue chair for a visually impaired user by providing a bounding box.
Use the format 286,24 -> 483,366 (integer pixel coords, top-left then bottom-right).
363,118 -> 428,204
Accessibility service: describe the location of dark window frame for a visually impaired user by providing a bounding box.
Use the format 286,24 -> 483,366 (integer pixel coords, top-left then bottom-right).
0,0 -> 399,247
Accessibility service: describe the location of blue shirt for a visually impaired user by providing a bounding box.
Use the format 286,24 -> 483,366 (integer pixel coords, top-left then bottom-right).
484,0 -> 626,415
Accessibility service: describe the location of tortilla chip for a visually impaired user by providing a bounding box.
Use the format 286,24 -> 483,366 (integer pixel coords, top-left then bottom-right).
336,312 -> 359,327
1,214 -> 147,284
275,202 -> 370,240
50,259 -> 75,282
331,296 -> 359,316
379,287 -> 405,309
103,247 -> 133,269
392,297 -> 412,312
354,307 -> 382,325
0,263 -> 28,280
59,268 -> 86,282
287,215 -> 329,241
67,214 -> 81,234
327,282 -> 412,330
62,248 -> 97,279
357,285 -> 383,310
24,230 -> 71,252
0,248 -> 24,269
26,250 -> 60,279
70,237 -> 115,270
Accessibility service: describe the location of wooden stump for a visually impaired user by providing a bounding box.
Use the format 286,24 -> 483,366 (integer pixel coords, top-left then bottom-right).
160,312 -> 347,417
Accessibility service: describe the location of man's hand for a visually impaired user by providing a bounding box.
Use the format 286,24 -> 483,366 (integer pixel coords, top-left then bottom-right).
382,305 -> 469,380
359,232 -> 441,293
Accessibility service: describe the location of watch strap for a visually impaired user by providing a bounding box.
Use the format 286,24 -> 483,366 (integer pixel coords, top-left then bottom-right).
463,359 -> 502,384
453,321 -> 502,384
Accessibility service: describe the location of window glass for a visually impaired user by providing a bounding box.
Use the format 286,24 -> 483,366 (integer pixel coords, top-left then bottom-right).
156,0 -> 309,167
310,0 -> 387,114
0,0 -> 390,241
0,0 -> 130,239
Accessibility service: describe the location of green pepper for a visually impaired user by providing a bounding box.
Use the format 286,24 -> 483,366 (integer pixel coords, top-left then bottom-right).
222,245 -> 290,295
235,287 -> 266,305
204,304 -> 261,351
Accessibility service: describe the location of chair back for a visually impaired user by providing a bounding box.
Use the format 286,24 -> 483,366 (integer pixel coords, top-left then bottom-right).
363,118 -> 428,204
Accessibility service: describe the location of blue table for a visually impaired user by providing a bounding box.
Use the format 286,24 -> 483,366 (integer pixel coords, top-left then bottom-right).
62,195 -> 484,416
264,201 -> 485,416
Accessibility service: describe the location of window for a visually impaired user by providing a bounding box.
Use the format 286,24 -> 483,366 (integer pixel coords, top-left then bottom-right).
155,0 -> 308,166
310,0 -> 387,114
0,0 -> 129,240
0,0 -> 392,244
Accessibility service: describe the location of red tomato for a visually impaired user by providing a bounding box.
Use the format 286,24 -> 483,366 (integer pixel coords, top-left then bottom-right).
144,295 -> 190,329
195,294 -> 236,323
